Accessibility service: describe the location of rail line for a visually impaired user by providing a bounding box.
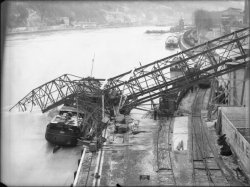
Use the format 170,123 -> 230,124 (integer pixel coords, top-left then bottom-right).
84,153 -> 94,186
73,127 -> 108,187
92,127 -> 108,187
156,117 -> 176,185
191,88 -> 229,186
72,149 -> 94,187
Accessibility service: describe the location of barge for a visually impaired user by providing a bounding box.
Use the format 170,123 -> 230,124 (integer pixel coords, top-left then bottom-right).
45,106 -> 84,146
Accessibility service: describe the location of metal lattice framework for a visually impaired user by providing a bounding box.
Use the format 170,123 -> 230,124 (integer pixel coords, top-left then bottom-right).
9,74 -> 104,112
103,27 -> 250,111
10,27 -> 250,114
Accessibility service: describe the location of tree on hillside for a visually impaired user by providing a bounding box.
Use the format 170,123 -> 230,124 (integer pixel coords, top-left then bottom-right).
7,2 -> 29,28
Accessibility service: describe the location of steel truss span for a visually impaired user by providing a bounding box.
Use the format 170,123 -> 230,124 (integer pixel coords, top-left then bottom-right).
10,27 -> 250,113
9,74 -> 104,112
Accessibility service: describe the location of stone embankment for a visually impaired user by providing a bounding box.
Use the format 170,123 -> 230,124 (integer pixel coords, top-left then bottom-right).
178,27 -> 223,51
177,29 -> 199,58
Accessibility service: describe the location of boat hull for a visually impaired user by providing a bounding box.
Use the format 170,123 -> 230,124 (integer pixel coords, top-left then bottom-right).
165,43 -> 178,49
45,123 -> 81,146
165,35 -> 179,49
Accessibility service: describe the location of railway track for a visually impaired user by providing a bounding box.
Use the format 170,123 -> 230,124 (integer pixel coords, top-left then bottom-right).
72,149 -> 94,187
191,88 -> 229,186
73,128 -> 108,187
156,117 -> 176,185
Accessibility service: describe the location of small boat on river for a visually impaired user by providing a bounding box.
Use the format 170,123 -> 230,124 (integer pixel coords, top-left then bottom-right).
45,106 -> 84,146
165,35 -> 179,49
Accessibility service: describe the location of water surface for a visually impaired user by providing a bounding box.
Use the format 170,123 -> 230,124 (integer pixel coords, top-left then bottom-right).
1,26 -> 178,186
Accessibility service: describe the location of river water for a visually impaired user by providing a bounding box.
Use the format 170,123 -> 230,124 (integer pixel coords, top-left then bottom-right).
1,26 -> 179,186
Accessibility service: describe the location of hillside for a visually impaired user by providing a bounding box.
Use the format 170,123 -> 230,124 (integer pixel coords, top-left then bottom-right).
5,1 -> 244,28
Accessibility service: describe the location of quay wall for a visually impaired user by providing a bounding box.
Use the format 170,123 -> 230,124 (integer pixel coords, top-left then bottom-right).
178,30 -> 192,51
220,107 -> 250,174
6,24 -> 148,36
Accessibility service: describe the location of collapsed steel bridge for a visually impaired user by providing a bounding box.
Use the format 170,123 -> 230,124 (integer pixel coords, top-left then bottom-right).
10,27 -> 249,122
9,74 -> 104,112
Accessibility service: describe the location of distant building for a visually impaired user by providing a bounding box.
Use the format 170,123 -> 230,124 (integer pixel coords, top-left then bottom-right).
221,7 -> 244,26
222,7 -> 243,18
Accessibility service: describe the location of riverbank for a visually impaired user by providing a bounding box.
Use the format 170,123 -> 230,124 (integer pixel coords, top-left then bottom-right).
6,24 -> 170,36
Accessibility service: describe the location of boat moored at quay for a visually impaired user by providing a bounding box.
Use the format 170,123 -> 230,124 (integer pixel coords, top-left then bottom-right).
45,105 -> 84,146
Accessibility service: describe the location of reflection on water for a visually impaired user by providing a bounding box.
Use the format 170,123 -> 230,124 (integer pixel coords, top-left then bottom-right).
2,26 -> 178,186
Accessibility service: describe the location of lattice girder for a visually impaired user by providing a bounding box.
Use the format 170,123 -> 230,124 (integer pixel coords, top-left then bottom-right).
10,74 -> 104,112
10,27 -> 249,114
103,27 -> 249,110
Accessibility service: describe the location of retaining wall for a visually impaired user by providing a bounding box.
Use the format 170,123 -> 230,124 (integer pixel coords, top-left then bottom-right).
219,107 -> 250,174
